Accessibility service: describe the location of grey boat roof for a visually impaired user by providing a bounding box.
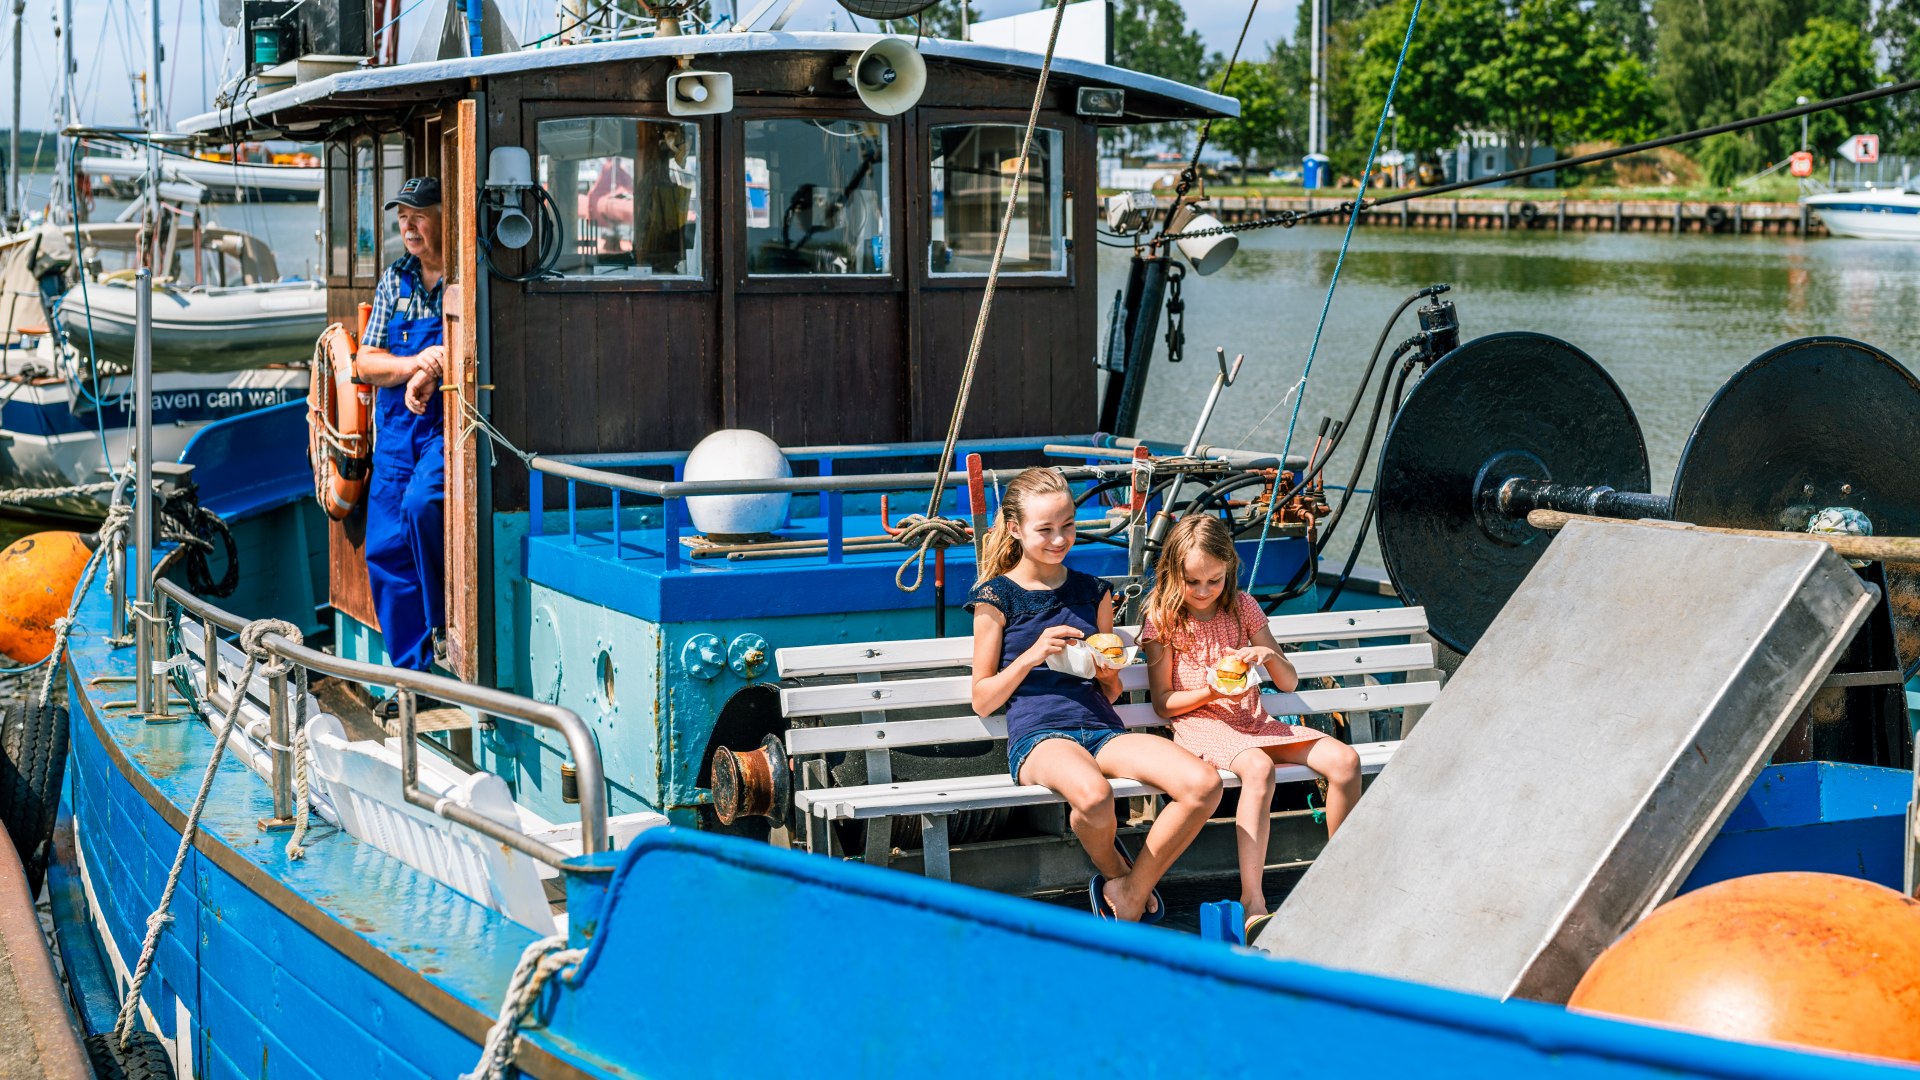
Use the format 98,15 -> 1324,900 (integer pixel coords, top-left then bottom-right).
179,31 -> 1237,138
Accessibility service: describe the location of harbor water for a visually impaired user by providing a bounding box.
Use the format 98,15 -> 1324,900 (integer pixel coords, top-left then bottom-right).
1114,226 -> 1920,565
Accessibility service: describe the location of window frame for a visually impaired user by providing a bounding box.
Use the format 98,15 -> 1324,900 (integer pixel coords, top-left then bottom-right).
519,100 -> 717,295
915,107 -> 1079,293
925,121 -> 1069,280
730,106 -> 905,297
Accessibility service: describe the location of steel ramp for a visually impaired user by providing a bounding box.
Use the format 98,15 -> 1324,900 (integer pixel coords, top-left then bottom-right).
1258,519 -> 1877,1002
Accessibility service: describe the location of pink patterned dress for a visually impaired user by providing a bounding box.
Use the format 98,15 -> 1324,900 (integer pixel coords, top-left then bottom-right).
1140,591 -> 1328,768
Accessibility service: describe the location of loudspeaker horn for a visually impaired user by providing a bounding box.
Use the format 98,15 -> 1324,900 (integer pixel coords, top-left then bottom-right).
834,37 -> 925,116
666,69 -> 734,116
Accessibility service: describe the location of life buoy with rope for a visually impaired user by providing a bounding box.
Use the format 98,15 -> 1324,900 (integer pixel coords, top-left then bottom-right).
308,310 -> 372,521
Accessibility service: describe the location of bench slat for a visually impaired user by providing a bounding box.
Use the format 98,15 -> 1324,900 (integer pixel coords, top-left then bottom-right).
784,681 -> 1441,755
796,742 -> 1403,821
776,606 -> 1429,678
779,642 -> 1435,719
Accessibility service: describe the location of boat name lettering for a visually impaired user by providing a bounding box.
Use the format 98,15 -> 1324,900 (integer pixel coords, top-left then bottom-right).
151,389 -> 290,411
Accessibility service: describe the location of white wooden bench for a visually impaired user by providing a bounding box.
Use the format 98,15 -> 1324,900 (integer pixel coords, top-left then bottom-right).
774,606 -> 1443,880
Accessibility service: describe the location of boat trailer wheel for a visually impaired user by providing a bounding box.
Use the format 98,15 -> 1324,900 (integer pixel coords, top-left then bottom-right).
1375,332 -> 1920,658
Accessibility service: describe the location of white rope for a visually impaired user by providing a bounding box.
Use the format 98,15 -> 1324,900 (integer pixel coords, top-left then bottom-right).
114,617 -> 301,1049
893,0 -> 1071,594
462,935 -> 586,1080
0,479 -> 119,506
285,666 -> 314,859
32,503 -> 132,706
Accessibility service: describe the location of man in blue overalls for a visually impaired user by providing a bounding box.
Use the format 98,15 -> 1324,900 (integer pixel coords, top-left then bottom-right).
354,176 -> 448,707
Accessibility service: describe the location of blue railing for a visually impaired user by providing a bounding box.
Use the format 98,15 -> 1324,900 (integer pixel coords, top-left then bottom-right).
525,435 -> 1209,572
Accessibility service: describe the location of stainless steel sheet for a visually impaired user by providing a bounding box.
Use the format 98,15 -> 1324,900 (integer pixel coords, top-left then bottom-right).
1259,519 -> 1875,1002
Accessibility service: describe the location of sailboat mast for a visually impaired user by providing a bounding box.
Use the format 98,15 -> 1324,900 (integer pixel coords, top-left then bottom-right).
148,0 -> 163,129
51,0 -> 71,222
6,0 -> 19,226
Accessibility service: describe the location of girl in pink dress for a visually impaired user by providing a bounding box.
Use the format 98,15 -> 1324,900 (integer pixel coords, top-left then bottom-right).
1140,515 -> 1362,933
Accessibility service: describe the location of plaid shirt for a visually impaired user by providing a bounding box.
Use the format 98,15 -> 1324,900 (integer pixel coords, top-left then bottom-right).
361,254 -> 444,350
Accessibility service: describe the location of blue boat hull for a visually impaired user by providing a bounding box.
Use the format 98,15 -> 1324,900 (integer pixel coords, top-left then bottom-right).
56,574 -> 1919,1078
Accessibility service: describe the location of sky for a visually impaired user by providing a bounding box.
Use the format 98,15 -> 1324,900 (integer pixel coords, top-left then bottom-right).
12,0 -> 1292,130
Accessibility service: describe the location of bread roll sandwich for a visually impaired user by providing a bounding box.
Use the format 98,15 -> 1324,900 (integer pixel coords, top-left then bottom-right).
1086,633 -> 1127,663
1214,655 -> 1249,692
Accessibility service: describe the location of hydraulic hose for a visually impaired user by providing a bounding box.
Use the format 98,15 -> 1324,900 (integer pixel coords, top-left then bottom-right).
1321,356 -> 1422,610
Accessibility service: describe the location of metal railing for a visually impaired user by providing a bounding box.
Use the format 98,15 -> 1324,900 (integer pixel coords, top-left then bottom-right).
153,578 -> 608,869
524,435 -> 1290,570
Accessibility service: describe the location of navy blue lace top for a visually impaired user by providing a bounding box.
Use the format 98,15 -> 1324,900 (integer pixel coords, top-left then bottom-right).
966,569 -> 1125,745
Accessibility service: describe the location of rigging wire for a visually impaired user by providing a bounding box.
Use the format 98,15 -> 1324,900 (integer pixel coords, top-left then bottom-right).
1155,0 -> 1261,236
1244,0 -> 1423,593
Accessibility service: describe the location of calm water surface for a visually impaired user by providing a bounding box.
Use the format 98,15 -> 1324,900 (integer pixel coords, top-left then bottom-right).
1119,226 -> 1920,564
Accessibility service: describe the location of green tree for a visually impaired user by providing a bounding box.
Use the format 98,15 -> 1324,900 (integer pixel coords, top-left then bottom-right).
1877,0 -> 1920,153
1588,0 -> 1656,63
1652,0 -> 1870,130
1207,55 -> 1289,178
1108,0 -> 1207,155
1754,16 -> 1885,158
1566,55 -> 1663,144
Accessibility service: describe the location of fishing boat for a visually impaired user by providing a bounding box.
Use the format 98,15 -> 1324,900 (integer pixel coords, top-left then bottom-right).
19,3 -> 1920,1078
80,146 -> 322,203
1800,183 -> 1920,240
0,220 -> 317,514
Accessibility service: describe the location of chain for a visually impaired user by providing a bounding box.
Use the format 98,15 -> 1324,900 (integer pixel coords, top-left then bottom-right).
1163,262 -> 1187,366
1159,203 -> 1364,244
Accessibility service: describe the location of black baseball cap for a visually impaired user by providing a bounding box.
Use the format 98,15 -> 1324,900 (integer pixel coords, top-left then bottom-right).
384,176 -> 442,210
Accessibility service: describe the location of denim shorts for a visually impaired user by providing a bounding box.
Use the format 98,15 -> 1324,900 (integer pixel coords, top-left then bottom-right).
1007,727 -> 1125,783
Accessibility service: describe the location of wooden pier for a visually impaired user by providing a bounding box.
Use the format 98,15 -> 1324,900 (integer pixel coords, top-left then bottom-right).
1200,195 -> 1825,236
0,824 -> 86,1080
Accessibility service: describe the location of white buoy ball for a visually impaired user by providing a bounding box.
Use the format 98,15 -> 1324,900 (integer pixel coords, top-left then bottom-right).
683,429 -> 792,538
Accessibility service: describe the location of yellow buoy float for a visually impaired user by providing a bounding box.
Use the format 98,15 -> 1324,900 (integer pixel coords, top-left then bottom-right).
0,531 -> 94,664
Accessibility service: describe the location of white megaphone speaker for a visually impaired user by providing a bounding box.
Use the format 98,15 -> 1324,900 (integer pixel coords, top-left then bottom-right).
485,146 -> 536,250
835,38 -> 925,116
1167,202 -> 1239,276
666,68 -> 734,116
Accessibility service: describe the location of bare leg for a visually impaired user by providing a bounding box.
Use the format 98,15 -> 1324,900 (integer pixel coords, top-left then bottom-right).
1019,738 -> 1130,882
1226,748 -> 1277,918
1092,734 -> 1223,920
1266,735 -> 1363,836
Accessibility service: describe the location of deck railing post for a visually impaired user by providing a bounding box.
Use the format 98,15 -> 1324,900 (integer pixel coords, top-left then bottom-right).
826,490 -> 844,563
662,498 -> 682,571
529,471 -> 544,537
260,666 -> 294,830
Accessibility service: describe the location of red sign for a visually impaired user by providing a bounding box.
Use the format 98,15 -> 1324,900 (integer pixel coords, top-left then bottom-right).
1789,150 -> 1814,178
1837,134 -> 1880,164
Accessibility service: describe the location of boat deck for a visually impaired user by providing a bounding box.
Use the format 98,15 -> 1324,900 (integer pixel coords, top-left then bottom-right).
0,824 -> 87,1080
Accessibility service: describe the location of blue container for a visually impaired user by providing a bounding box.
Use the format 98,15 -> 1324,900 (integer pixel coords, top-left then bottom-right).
1681,761 -> 1911,894
1303,153 -> 1331,190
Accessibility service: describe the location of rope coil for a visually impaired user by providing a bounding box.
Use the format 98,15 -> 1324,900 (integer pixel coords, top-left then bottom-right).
890,514 -> 973,592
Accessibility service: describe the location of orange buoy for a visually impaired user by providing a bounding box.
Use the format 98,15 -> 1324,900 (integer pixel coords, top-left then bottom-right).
1569,872 -> 1920,1062
0,531 -> 94,664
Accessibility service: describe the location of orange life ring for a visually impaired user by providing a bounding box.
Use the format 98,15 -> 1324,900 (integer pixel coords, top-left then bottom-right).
308,321 -> 372,521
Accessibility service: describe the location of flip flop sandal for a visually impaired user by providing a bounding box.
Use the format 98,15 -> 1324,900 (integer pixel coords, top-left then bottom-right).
1111,839 -> 1167,926
1244,912 -> 1277,943
1089,874 -> 1117,920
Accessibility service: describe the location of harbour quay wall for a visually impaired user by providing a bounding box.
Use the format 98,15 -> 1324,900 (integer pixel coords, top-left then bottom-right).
1192,195 -> 1825,236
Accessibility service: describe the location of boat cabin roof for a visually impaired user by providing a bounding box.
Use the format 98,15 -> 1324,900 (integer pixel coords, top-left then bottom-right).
179,31 -> 1237,139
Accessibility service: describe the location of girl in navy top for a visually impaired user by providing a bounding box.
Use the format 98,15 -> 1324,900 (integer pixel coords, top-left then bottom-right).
968,468 -> 1221,922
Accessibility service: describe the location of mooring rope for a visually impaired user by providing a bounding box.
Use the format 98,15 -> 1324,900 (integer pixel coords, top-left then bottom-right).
285,664 -> 315,859
890,514 -> 973,592
25,502 -> 132,699
114,617 -> 301,1049
899,0 -> 1071,592
1245,0 -> 1424,591
463,934 -> 587,1080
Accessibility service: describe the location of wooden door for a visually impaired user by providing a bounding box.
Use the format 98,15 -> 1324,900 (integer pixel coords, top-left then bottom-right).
441,98 -> 481,682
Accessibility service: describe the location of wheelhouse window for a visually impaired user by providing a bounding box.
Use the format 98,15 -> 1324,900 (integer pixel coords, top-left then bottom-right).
744,119 -> 889,276
326,143 -> 349,276
537,117 -> 701,279
353,135 -> 378,277
929,125 -> 1064,275
379,134 -> 409,266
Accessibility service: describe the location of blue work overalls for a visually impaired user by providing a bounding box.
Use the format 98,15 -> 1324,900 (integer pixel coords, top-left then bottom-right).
365,271 -> 445,672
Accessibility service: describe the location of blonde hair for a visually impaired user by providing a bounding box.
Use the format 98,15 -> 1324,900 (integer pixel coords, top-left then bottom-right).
978,467 -> 1074,579
1145,515 -> 1245,647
